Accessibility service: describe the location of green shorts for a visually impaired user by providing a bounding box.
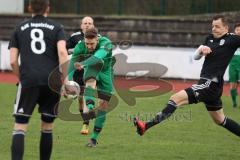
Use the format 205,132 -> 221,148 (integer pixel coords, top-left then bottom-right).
229,65 -> 240,83
83,65 -> 113,100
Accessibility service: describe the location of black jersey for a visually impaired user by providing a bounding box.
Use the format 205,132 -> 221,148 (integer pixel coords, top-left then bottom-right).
66,31 -> 84,49
9,15 -> 66,87
200,33 -> 240,80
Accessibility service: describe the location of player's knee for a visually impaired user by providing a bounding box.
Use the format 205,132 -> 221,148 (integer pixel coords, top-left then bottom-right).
14,123 -> 28,132
169,90 -> 188,106
86,78 -> 96,84
213,117 -> 225,125
41,125 -> 53,131
214,119 -> 223,125
84,74 -> 97,84
214,119 -> 224,126
41,114 -> 56,123
41,121 -> 53,130
99,100 -> 108,110
15,115 -> 30,124
169,94 -> 180,106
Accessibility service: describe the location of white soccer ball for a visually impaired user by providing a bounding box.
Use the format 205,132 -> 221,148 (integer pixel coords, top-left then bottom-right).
62,81 -> 80,99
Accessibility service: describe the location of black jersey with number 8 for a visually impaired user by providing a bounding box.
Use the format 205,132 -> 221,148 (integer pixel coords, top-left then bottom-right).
9,15 -> 66,87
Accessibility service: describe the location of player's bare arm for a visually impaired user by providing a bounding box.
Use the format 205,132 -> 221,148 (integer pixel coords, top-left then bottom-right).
57,40 -> 69,83
10,47 -> 20,80
194,45 -> 212,60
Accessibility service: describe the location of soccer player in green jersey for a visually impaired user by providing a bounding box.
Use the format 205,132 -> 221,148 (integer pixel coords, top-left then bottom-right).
68,27 -> 114,147
229,23 -> 240,107
67,16 -> 95,135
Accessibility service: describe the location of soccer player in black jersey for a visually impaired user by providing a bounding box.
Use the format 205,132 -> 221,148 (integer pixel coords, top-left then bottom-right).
67,16 -> 95,135
67,16 -> 94,52
9,0 -> 69,159
134,15 -> 240,138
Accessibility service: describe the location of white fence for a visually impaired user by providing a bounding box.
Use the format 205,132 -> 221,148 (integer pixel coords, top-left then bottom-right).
0,0 -> 24,14
0,41 -> 11,70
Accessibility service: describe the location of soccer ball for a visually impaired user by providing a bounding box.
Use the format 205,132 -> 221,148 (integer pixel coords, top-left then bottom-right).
62,81 -> 80,99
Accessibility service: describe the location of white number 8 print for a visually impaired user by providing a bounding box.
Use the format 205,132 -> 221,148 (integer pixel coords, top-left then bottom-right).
30,28 -> 46,54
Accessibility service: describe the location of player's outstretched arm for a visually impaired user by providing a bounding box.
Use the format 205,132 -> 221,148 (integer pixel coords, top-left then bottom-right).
193,45 -> 212,60
193,45 -> 204,60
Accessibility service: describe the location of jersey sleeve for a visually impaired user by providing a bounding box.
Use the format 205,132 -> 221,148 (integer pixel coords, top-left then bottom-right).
95,38 -> 112,59
66,32 -> 83,50
66,36 -> 75,49
8,28 -> 19,49
202,35 -> 211,46
68,43 -> 84,80
81,38 -> 112,67
231,34 -> 240,48
56,25 -> 66,41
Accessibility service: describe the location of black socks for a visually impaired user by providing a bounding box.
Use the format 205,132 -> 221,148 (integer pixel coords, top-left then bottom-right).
40,130 -> 53,160
11,130 -> 25,160
146,100 -> 177,130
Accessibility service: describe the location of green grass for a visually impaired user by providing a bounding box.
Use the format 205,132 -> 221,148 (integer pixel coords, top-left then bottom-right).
1,83 -> 240,160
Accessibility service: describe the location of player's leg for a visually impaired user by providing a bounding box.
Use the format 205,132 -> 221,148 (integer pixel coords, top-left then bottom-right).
83,65 -> 101,112
11,85 -> 38,160
11,122 -> 28,160
229,66 -> 238,107
73,69 -> 90,134
79,97 -> 90,135
84,78 -> 97,110
208,107 -> 240,137
134,79 -> 213,136
40,117 -> 55,160
134,89 -> 189,135
87,100 -> 108,147
86,71 -> 113,147
230,82 -> 238,107
82,59 -> 104,106
38,86 -> 60,160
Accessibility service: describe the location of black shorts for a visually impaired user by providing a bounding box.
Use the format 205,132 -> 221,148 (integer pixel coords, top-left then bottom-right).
73,69 -> 85,86
13,84 -> 60,117
185,78 -> 223,111
73,69 -> 85,95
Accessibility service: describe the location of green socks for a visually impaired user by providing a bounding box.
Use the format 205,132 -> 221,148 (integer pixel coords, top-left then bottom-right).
230,89 -> 237,107
91,111 -> 106,140
84,86 -> 96,110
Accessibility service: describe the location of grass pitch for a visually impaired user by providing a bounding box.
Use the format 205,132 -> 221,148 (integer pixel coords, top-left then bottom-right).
1,83 -> 240,160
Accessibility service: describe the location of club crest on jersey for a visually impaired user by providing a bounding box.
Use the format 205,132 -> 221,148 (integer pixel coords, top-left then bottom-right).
210,39 -> 213,43
219,39 -> 225,46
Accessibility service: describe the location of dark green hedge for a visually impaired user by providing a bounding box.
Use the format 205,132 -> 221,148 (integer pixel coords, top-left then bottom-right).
24,0 -> 240,16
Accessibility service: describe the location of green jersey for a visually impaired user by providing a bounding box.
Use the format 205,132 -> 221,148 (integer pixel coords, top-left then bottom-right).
68,35 -> 113,80
229,48 -> 240,67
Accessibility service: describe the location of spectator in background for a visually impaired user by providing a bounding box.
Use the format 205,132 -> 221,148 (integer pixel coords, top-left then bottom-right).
66,16 -> 94,52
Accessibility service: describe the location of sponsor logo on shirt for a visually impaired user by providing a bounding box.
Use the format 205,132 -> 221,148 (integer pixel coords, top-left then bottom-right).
219,39 -> 225,46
